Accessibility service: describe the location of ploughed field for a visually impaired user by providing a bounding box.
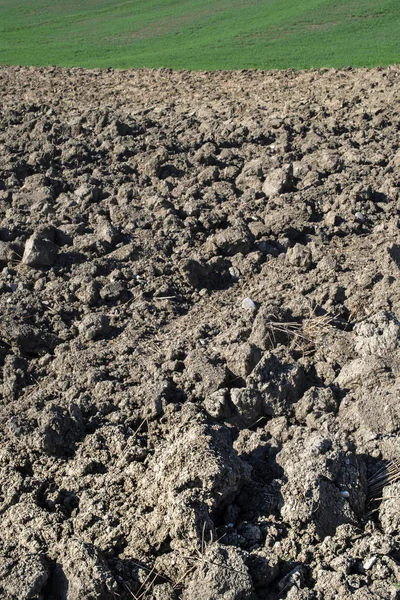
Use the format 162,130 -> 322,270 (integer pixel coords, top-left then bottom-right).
1,65 -> 400,599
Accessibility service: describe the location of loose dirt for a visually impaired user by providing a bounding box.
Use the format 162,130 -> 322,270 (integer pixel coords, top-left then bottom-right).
1,65 -> 400,599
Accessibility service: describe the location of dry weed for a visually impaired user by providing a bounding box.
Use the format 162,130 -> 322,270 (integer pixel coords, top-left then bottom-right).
367,459 -> 400,516
264,311 -> 335,355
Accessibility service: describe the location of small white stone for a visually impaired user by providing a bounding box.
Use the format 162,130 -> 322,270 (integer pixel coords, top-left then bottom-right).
355,211 -> 366,223
229,266 -> 240,280
363,556 -> 377,570
340,490 -> 350,499
241,297 -> 256,311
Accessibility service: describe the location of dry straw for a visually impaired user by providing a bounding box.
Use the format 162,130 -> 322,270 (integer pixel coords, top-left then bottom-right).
367,459 -> 400,515
264,312 -> 335,354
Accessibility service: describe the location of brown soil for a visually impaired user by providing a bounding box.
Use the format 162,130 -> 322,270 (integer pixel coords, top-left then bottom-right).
1,65 -> 400,599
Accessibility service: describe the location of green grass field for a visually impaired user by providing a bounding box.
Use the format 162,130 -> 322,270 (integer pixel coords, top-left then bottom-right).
0,0 -> 399,70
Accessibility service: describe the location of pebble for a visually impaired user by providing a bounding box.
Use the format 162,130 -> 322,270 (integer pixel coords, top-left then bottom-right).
229,266 -> 240,280
241,297 -> 256,311
363,556 -> 377,570
354,211 -> 366,223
